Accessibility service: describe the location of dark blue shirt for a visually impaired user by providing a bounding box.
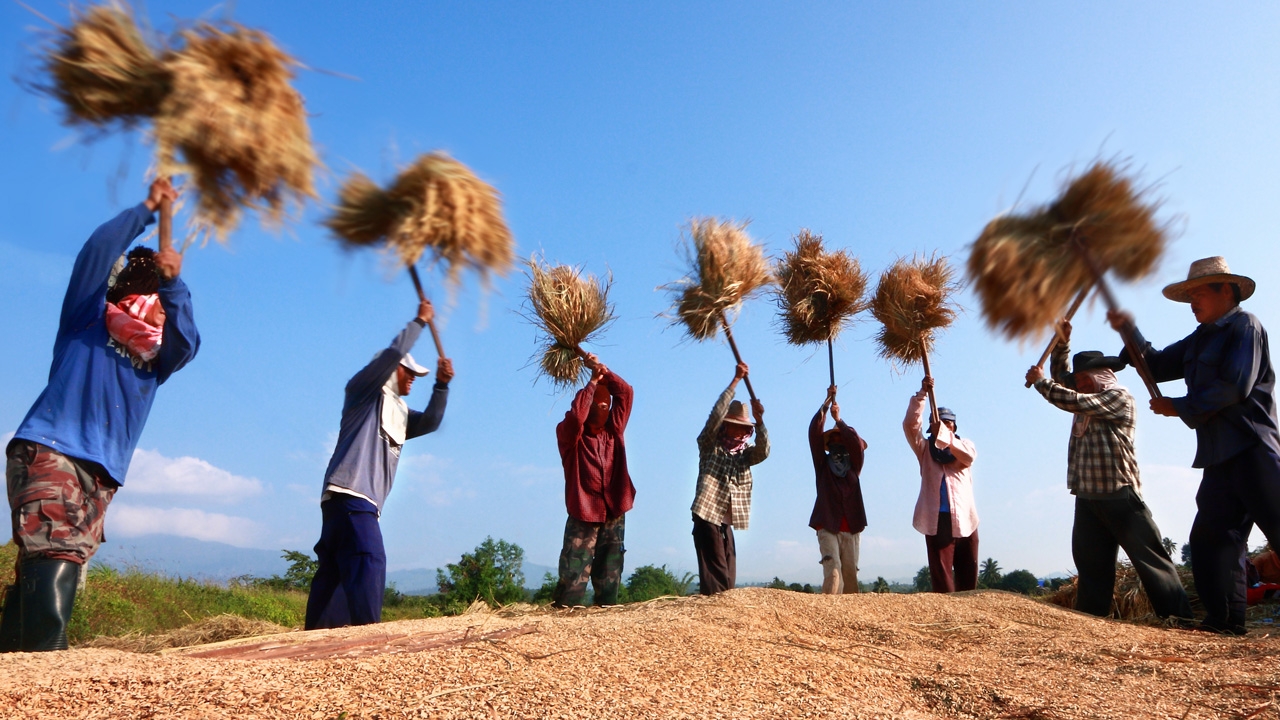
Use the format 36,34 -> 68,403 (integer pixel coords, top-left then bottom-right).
13,204 -> 200,484
1122,307 -> 1280,468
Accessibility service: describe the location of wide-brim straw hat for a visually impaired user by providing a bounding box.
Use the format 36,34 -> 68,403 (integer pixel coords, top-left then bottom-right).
722,400 -> 755,427
1162,256 -> 1256,303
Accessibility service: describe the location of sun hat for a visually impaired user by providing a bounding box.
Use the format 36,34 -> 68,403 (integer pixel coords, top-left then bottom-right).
1162,256 -> 1255,303
722,400 -> 755,427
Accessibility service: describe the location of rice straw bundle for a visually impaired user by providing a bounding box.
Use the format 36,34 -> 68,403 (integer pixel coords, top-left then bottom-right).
154,23 -> 317,242
1045,563 -> 1199,624
31,3 -> 318,242
326,152 -> 515,285
523,257 -> 616,389
870,254 -> 957,366
663,218 -> 773,341
967,161 -> 1170,341
774,229 -> 869,346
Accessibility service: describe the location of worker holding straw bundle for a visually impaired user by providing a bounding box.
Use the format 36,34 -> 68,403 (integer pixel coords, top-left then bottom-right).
872,255 -> 974,592
1108,257 -> 1280,635
808,387 -> 868,594
1,179 -> 200,652
690,364 -> 769,595
1025,322 -> 1193,621
304,301 -> 454,630
552,354 -> 635,607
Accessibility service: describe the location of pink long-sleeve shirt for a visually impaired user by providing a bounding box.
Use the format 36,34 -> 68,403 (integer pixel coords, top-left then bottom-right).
903,389 -> 979,538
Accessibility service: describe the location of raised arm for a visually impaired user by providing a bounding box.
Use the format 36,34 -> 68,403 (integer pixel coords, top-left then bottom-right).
1033,380 -> 1132,422
809,409 -> 827,471
1049,325 -> 1072,385
557,374 -> 599,447
407,381 -> 450,438
347,318 -> 425,401
745,413 -> 770,466
698,364 -> 746,448
933,424 -> 976,469
903,388 -> 929,457
1110,312 -> 1188,384
154,276 -> 200,383
60,204 -> 154,332
836,420 -> 865,477
604,370 -> 634,435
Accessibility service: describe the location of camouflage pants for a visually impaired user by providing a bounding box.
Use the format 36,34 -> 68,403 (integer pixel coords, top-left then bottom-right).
6,441 -> 117,565
553,515 -> 625,607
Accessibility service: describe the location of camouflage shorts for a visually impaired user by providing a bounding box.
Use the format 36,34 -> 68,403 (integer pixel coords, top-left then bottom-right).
6,441 -> 117,565
553,515 -> 625,607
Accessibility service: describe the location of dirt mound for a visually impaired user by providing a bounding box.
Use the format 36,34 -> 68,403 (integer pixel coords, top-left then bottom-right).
2,588 -> 1279,719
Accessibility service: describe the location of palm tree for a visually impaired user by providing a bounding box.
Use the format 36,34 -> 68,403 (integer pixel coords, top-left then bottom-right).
978,558 -> 1002,588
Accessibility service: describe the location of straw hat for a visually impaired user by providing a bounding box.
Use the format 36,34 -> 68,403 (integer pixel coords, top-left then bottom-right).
722,400 -> 755,427
1162,257 -> 1255,303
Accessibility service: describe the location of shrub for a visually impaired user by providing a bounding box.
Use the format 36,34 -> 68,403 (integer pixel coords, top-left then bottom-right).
435,537 -> 526,611
621,564 -> 694,603
999,569 -> 1040,595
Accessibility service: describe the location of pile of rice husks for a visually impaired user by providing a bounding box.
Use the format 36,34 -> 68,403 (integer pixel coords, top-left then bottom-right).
3,588 -> 1278,719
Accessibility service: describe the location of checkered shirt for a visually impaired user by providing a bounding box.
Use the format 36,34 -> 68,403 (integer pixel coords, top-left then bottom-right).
1034,378 -> 1140,496
690,385 -> 770,529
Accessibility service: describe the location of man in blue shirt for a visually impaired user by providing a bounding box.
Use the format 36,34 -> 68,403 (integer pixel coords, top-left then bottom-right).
2,179 -> 200,652
1111,256 -> 1280,634
305,300 -> 452,630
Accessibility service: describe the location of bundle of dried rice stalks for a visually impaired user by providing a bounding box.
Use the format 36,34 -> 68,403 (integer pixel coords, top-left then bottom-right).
326,152 -> 515,284
1044,564 -> 1198,625
870,255 -> 957,365
664,218 -> 773,341
967,161 -> 1171,341
31,3 -> 318,242
155,23 -> 317,242
774,229 -> 869,346
523,256 -> 615,389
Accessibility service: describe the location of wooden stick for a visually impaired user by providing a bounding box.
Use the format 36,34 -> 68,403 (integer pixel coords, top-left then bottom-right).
158,193 -> 173,255
719,314 -> 757,402
407,265 -> 447,359
1024,284 -> 1092,388
827,338 -> 835,389
920,346 -> 940,425
1073,240 -> 1163,398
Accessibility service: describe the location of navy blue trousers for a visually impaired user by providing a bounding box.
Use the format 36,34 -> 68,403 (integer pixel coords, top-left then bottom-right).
305,494 -> 386,630
1190,443 -> 1280,629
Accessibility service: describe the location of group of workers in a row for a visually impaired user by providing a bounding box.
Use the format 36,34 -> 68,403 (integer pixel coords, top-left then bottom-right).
3,180 -> 1276,652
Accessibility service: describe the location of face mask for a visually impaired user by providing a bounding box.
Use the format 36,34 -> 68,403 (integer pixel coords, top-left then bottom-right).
827,451 -> 851,477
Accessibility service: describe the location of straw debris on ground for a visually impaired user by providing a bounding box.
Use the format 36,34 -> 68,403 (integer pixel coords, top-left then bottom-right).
870,254 -> 958,365
522,256 -> 616,389
326,152 -> 515,285
663,217 -> 773,341
774,229 -> 870,346
4,588 -> 1280,719
967,160 -> 1172,341
32,3 -> 318,242
78,614 -> 289,654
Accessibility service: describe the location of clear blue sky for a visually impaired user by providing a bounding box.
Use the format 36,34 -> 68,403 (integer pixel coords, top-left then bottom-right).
3,2 -> 1279,584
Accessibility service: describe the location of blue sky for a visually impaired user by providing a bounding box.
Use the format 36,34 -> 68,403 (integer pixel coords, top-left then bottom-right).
3,2 -> 1279,584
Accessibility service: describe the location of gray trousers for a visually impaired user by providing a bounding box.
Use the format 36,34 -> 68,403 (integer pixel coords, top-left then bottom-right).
1072,486 -> 1193,619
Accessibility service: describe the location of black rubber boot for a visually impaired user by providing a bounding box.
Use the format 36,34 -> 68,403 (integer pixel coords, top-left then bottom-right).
0,584 -> 21,652
19,558 -> 79,652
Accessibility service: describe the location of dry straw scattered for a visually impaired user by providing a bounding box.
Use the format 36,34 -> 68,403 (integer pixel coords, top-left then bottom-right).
773,229 -> 869,346
663,218 -> 773,341
870,254 -> 958,365
1045,564 -> 1200,625
967,160 -> 1171,341
523,256 -> 615,389
326,152 -> 515,284
80,614 -> 289,654
33,3 -> 318,242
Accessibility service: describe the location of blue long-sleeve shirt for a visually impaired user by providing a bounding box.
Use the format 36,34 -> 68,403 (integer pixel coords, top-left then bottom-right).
13,203 -> 201,485
321,320 -> 448,512
1121,307 -> 1280,468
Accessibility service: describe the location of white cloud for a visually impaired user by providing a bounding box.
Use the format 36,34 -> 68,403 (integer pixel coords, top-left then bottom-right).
109,504 -> 262,548
125,448 -> 263,500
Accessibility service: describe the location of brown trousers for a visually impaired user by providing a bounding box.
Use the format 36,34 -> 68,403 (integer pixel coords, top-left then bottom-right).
925,512 -> 978,593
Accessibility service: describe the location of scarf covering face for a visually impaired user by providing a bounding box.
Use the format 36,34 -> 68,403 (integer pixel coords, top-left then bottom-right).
827,450 -> 852,477
720,425 -> 752,454
105,293 -> 165,364
1072,368 -> 1122,437
380,370 -> 410,449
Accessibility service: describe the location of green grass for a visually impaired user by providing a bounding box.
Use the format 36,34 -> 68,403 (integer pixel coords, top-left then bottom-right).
1,542 -> 307,646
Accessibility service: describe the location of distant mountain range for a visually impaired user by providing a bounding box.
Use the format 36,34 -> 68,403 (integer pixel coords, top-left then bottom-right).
92,535 -> 553,595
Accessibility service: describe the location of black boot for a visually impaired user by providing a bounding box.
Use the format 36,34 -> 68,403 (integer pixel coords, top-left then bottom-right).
19,558 -> 79,652
0,584 -> 21,652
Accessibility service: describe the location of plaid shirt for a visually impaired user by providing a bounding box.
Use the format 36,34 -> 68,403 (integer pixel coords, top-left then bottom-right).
690,384 -> 769,529
1034,370 -> 1140,496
